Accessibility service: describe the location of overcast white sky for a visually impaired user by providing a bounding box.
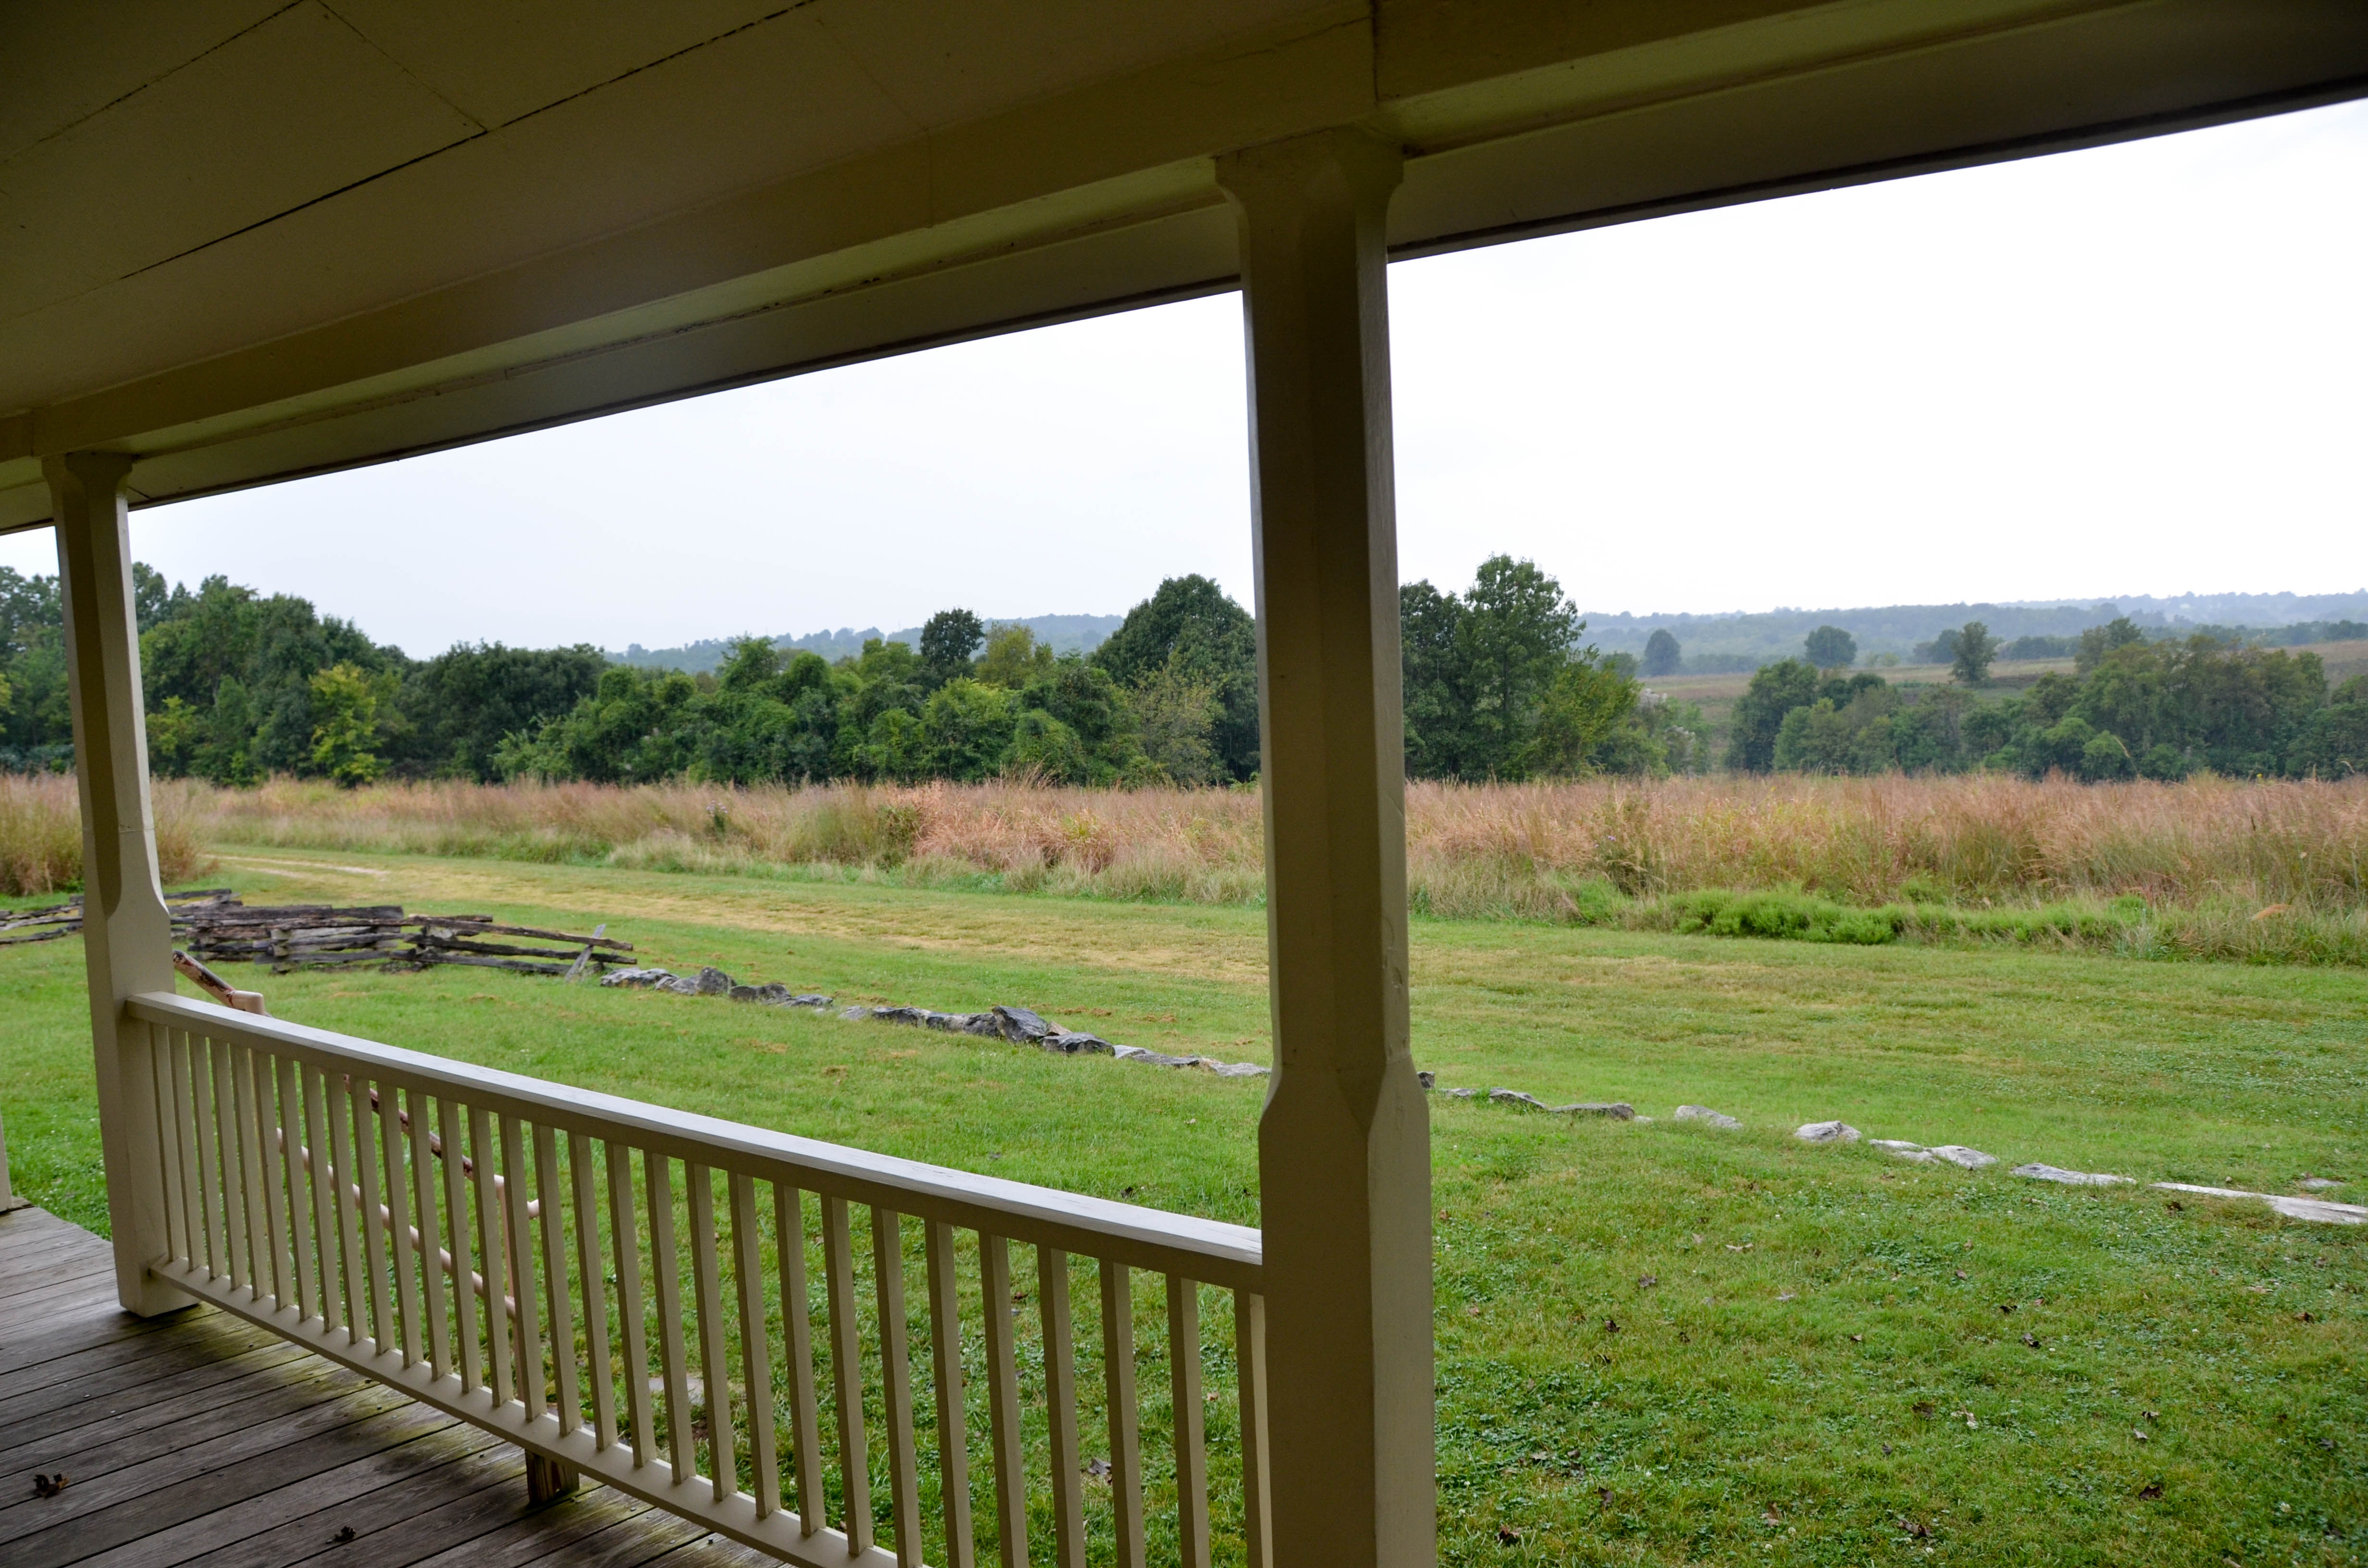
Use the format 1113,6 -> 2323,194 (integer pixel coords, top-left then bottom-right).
9,98 -> 2364,655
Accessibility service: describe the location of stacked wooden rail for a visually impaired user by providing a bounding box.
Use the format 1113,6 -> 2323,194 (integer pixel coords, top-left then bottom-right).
2,893 -> 630,976
123,991 -> 1270,1568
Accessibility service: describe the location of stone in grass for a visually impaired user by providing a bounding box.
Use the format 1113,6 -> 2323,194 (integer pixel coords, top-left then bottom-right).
1796,1121 -> 1861,1145
991,1005 -> 1055,1044
691,966 -> 735,996
1204,1060 -> 1270,1079
1114,1043 -> 1202,1068
1556,1102 -> 1636,1121
601,968 -> 674,989
924,1012 -> 980,1032
1674,1105 -> 1742,1130
2012,1163 -> 2132,1187
1871,1139 -> 1938,1163
730,982 -> 790,1004
1490,1089 -> 1553,1111
1045,1031 -> 1115,1055
838,1005 -> 871,1022
657,975 -> 704,995
1931,1145 -> 1998,1169
2300,1176 -> 2345,1191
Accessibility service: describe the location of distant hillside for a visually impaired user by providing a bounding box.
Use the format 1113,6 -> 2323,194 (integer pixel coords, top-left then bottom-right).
609,612 -> 1125,674
1581,590 -> 2368,670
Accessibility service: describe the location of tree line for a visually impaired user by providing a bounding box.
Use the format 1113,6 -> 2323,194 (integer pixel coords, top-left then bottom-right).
1728,616 -> 2368,779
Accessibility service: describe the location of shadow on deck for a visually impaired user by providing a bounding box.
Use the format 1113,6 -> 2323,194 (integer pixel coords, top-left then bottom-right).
0,1205 -> 777,1568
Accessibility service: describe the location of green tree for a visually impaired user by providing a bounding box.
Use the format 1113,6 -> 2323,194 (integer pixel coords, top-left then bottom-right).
1725,659 -> 1819,772
1130,652 -> 1221,784
919,609 -> 986,689
1641,628 -> 1681,677
1950,621 -> 2000,686
1803,625 -> 1857,669
977,625 -> 1055,689
1399,579 -> 1470,778
308,662 -> 385,786
920,678 -> 1016,781
1091,576 -> 1258,781
1524,652 -> 1640,777
2073,616 -> 2147,675
1456,557 -> 1582,776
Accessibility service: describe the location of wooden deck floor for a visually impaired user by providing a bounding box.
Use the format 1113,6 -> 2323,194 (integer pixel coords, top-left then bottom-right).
0,1205 -> 777,1568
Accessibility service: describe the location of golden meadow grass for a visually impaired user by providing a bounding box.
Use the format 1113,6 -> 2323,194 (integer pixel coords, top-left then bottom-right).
9,771 -> 2365,957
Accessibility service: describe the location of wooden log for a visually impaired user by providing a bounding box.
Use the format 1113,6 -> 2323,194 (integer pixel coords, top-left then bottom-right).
412,918 -> 631,951
407,954 -> 573,976
411,936 -> 595,962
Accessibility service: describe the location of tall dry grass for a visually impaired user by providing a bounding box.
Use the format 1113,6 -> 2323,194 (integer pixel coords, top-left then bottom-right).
0,772 -> 210,898
173,772 -> 2368,919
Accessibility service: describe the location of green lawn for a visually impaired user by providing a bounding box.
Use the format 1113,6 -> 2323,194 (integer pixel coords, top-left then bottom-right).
3,847 -> 2361,1566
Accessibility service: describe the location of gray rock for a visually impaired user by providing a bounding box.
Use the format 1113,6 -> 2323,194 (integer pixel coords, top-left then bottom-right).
2011,1163 -> 2131,1187
2299,1176 -> 2344,1191
600,968 -> 674,989
961,1013 -> 1004,1037
1673,1105 -> 1741,1129
1795,1121 -> 1861,1145
691,966 -> 735,996
1489,1089 -> 1553,1111
1441,1087 -> 1481,1099
1552,1102 -> 1635,1120
728,983 -> 776,1004
991,1005 -> 1055,1044
1113,1044 -> 1201,1067
657,976 -> 703,995
838,1005 -> 871,1022
1045,1031 -> 1114,1055
1417,1070 -> 1437,1089
925,1012 -> 983,1032
1931,1145 -> 1998,1169
1871,1139 -> 1936,1163
785,993 -> 833,1009
875,1006 -> 934,1026
1205,1061 -> 1270,1078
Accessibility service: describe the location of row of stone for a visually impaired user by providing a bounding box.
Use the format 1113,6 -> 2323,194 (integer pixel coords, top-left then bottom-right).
600,967 -> 1270,1078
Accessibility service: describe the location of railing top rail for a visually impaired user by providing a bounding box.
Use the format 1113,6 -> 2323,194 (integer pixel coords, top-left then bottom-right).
129,992 -> 1261,1290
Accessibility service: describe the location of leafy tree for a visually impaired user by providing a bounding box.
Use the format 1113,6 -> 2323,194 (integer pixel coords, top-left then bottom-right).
1457,557 -> 1582,776
918,609 -> 986,689
307,663 -> 385,786
2073,616 -> 2147,675
1803,625 -> 1857,669
1130,652 -> 1221,784
920,678 -> 1016,781
977,625 -> 1055,689
1641,628 -> 1681,677
1399,580 -> 1470,778
1725,659 -> 1820,772
395,642 -> 605,781
1524,652 -> 1640,776
1091,576 -> 1258,782
1949,621 -> 2000,686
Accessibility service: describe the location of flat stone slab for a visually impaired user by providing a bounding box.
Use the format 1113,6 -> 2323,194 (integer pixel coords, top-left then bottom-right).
1673,1105 -> 1741,1129
2154,1182 -> 2367,1225
1931,1145 -> 1998,1169
2013,1163 -> 2132,1187
1796,1120 -> 1860,1144
1871,1139 -> 1937,1162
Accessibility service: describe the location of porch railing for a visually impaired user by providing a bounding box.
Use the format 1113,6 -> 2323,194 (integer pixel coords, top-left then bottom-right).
124,992 -> 1270,1568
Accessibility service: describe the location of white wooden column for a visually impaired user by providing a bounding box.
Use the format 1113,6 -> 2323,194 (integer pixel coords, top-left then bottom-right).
1216,130 -> 1435,1568
46,451 -> 187,1314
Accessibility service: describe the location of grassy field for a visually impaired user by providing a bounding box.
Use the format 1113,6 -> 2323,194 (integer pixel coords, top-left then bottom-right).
3,848 -> 2363,1566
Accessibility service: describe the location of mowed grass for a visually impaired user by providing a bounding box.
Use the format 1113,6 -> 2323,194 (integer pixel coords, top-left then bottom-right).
3,847 -> 2362,1566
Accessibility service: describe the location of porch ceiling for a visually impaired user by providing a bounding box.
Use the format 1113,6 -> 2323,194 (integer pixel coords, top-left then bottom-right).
3,0 -> 2364,531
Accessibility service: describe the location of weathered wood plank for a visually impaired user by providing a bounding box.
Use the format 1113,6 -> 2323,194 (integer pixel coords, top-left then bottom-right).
0,1364 -> 371,1516
0,1307 -> 253,1392
66,1419 -> 501,1568
0,1393 -> 450,1566
0,1246 -> 113,1302
0,1338 -> 310,1461
165,1433 -> 520,1568
412,1496 -> 695,1568
2,1272 -> 130,1321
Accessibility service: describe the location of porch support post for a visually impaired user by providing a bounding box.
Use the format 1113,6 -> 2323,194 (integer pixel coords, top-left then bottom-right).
45,451 -> 186,1315
1217,130 -> 1434,1568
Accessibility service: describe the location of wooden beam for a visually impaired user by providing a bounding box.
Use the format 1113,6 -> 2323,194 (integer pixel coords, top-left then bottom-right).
1217,129 -> 1435,1568
46,451 -> 187,1316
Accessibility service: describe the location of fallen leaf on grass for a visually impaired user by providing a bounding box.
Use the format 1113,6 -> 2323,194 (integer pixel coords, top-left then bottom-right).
2023,1333 -> 2043,1349
2137,1482 -> 2163,1500
1637,1274 -> 1658,1289
1954,1269 -> 1968,1280
1084,1458 -> 1111,1479
1495,1526 -> 1523,1546
1776,1291 -> 1796,1302
1850,1334 -> 1864,1343
1898,1516 -> 1932,1539
1762,1506 -> 1783,1526
2246,1284 -> 2269,1294
31,1473 -> 67,1498
1912,1400 -> 1936,1418
2166,1200 -> 2184,1212
2294,1310 -> 2315,1323
1603,1317 -> 1620,1334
